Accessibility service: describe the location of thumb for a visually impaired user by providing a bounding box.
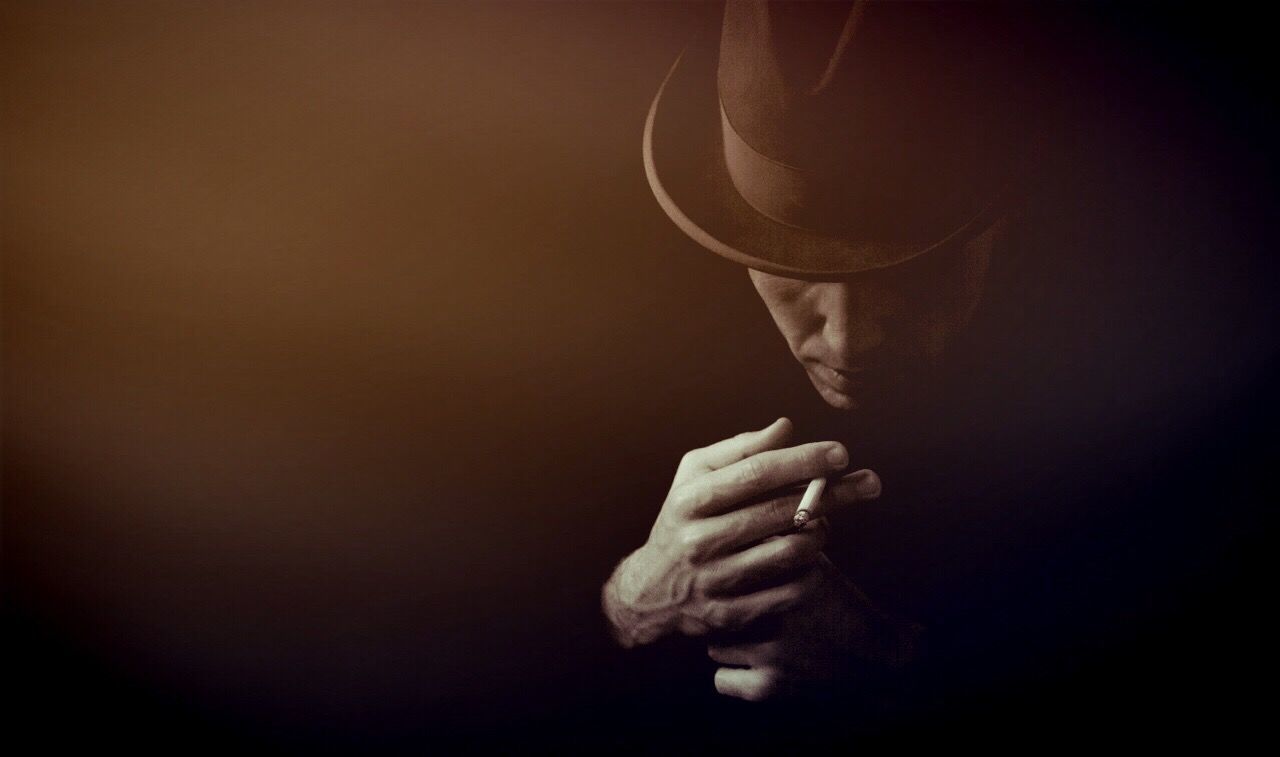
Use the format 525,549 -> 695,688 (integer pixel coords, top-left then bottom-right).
819,468 -> 882,517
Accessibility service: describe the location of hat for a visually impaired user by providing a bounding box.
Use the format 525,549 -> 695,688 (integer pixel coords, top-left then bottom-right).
643,1 -> 1048,279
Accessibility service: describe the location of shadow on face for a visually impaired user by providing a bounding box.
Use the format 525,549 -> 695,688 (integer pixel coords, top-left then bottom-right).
749,219 -> 1005,410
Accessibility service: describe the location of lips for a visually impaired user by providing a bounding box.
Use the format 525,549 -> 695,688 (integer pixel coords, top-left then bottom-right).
830,366 -> 865,380
812,362 -> 864,394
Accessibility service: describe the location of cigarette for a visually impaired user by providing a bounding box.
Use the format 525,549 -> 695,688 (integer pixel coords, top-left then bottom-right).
792,476 -> 827,528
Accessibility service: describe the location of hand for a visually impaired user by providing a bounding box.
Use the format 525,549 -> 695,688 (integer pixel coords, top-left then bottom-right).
601,417 -> 881,647
708,555 -> 925,702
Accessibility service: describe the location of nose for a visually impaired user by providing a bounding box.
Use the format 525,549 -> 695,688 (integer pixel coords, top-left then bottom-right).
813,282 -> 885,366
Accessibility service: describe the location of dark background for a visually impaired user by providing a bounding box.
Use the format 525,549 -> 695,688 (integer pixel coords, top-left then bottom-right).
3,1 -> 1277,751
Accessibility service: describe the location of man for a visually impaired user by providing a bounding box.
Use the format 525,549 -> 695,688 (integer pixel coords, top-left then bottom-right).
601,0 -> 1051,704
600,0 -> 1273,725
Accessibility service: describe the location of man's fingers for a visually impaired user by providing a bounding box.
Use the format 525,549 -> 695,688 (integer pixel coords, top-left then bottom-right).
700,526 -> 826,595
795,468 -> 881,522
693,569 -> 821,633
675,418 -> 794,482
713,666 -> 782,702
699,469 -> 881,554
674,442 -> 848,517
708,640 -> 782,667
833,468 -> 882,505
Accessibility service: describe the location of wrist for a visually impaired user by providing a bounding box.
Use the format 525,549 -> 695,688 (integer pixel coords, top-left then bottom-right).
601,556 -> 640,648
601,547 -> 670,648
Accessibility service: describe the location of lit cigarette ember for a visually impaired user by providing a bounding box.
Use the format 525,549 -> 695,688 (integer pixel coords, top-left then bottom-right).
792,476 -> 827,528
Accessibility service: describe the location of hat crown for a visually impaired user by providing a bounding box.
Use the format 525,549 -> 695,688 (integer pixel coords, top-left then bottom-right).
717,1 -> 1041,239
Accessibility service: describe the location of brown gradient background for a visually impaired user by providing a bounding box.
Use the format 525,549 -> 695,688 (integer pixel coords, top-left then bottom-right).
4,1 -> 1278,750
1,1 -> 797,747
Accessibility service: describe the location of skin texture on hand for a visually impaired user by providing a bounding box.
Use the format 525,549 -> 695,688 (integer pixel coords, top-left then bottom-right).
601,417 -> 883,648
604,540 -> 825,647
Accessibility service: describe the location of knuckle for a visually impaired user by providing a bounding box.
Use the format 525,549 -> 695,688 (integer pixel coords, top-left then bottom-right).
668,484 -> 706,513
766,499 -> 802,530
737,457 -> 767,488
675,523 -> 711,560
703,601 -> 732,630
768,495 -> 799,523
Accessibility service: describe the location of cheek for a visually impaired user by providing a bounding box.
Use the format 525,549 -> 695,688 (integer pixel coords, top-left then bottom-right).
751,276 -> 818,350
766,300 -> 816,352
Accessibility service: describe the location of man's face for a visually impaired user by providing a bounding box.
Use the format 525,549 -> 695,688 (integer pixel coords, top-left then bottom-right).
749,220 -> 1004,410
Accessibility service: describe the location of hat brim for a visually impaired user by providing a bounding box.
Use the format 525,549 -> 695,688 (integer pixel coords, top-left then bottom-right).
642,44 -> 1010,280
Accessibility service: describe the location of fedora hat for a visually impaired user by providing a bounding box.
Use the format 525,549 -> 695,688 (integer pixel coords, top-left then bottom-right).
644,1 -> 1050,279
